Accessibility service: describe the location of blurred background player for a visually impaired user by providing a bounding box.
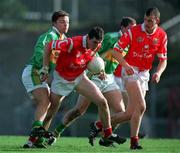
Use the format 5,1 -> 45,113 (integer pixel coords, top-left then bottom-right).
21,10 -> 69,148
40,26 -> 124,146
46,17 -> 136,147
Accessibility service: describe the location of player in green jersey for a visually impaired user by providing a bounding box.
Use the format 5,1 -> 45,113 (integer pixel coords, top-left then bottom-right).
45,17 -> 136,147
21,10 -> 69,148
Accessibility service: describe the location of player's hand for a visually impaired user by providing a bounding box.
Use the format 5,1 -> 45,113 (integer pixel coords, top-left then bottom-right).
124,65 -> 134,75
39,66 -> 49,82
151,72 -> 160,83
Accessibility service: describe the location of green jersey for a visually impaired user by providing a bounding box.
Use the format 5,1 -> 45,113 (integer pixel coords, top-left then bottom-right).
29,26 -> 66,71
98,32 -> 122,74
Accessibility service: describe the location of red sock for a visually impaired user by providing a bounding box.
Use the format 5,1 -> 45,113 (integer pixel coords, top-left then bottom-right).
104,127 -> 112,138
95,121 -> 103,130
29,136 -> 38,143
131,136 -> 139,146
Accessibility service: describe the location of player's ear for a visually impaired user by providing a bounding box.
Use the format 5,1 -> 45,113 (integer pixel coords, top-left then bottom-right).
156,17 -> 160,25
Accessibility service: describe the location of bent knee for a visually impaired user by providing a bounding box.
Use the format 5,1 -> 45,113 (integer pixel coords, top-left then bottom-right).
138,103 -> 146,114
124,111 -> 132,120
74,108 -> 84,117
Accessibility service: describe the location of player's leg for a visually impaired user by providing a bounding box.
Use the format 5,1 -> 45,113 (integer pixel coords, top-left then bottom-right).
126,79 -> 146,149
76,75 -> 111,131
97,89 -> 127,147
115,91 -> 146,139
53,95 -> 91,137
89,89 -> 125,136
22,65 -> 51,148
23,88 -> 51,148
76,75 -> 124,146
43,95 -> 65,130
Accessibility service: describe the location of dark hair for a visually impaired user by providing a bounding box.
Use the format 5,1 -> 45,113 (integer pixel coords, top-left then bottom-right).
120,17 -> 136,28
88,26 -> 104,41
145,7 -> 160,18
51,10 -> 69,23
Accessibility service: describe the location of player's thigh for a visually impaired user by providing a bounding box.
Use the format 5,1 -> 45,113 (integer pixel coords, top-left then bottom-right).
125,80 -> 145,108
76,75 -> 105,104
50,92 -> 64,107
103,89 -> 125,113
121,91 -> 128,107
32,88 -> 50,105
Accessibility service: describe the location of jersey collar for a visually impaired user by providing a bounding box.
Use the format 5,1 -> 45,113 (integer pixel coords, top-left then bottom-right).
119,30 -> 123,37
52,26 -> 61,36
82,35 -> 87,48
141,23 -> 158,35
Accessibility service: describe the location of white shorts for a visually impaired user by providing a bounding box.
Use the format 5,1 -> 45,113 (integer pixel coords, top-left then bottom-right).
51,71 -> 85,96
22,65 -> 50,99
121,66 -> 150,91
91,74 -> 119,93
114,76 -> 124,92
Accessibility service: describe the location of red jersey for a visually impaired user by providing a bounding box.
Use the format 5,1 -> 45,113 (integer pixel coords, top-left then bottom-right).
49,36 -> 100,81
114,23 -> 167,70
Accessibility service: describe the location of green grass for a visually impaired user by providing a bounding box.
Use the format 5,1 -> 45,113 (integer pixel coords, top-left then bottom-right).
0,136 -> 179,153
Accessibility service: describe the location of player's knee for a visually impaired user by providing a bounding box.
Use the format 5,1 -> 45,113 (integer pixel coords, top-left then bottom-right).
123,111 -> 132,120
138,103 -> 146,114
35,97 -> 50,109
73,108 -> 83,117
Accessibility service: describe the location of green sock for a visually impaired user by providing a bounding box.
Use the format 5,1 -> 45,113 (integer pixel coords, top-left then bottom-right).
32,120 -> 43,128
54,123 -> 66,136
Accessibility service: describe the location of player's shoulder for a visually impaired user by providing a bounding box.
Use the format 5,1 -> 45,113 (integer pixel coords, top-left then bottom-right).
48,29 -> 58,38
131,24 -> 141,32
104,32 -> 119,39
157,27 -> 167,36
71,35 -> 84,47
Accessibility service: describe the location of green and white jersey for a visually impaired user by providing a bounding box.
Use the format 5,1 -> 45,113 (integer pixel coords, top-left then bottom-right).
28,26 -> 66,71
98,31 -> 128,74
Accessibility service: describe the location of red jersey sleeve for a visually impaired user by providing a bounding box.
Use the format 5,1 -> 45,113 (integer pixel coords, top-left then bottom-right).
113,29 -> 131,53
48,38 -> 73,53
157,32 -> 167,60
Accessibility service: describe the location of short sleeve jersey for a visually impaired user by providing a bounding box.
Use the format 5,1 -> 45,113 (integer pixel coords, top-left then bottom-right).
49,35 -> 100,81
114,23 -> 167,70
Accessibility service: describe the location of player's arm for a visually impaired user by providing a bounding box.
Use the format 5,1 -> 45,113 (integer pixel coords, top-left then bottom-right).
152,33 -> 168,83
112,32 -> 134,75
151,59 -> 167,83
39,42 -> 53,82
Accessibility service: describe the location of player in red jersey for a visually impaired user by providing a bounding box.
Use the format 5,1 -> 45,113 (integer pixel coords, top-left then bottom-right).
40,26 -> 124,145
112,7 -> 168,149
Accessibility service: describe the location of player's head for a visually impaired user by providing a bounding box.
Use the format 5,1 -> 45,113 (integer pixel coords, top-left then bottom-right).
52,10 -> 69,34
144,7 -> 160,33
87,26 -> 104,50
120,17 -> 136,33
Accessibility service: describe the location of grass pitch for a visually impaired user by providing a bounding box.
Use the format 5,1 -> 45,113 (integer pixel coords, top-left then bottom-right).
0,136 -> 179,153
